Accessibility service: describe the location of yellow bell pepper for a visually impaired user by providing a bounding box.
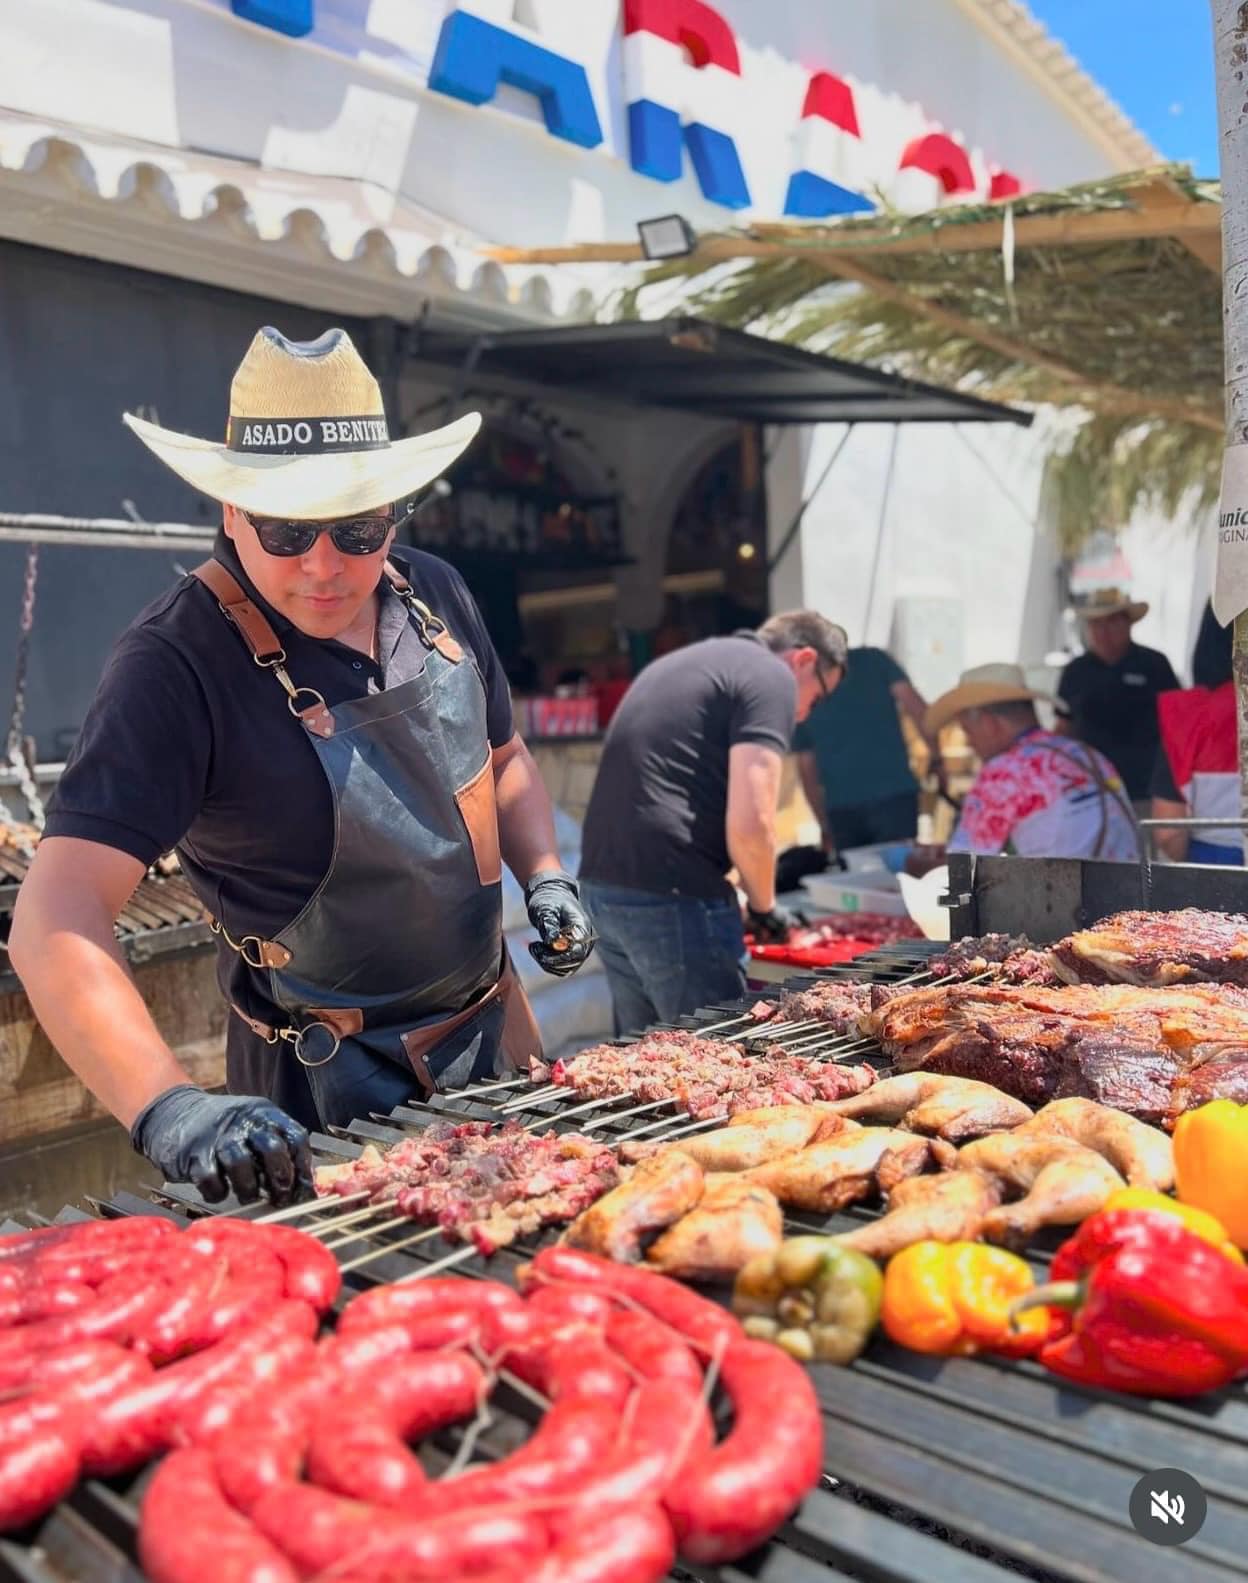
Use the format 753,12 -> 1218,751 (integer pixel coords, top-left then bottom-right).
1173,1101 -> 1248,1250
880,1241 -> 1050,1358
1100,1188 -> 1243,1264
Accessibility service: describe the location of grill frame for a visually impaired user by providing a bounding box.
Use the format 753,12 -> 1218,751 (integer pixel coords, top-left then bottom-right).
4,944 -> 1247,1583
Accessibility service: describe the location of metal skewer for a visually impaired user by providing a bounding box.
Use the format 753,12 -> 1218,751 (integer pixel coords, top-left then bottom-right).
497,1084 -> 564,1112
395,1243 -> 480,1282
323,1212 -> 413,1250
528,1091 -> 632,1125
338,1223 -> 446,1272
257,1189 -> 368,1224
616,1107 -> 710,1143
306,1200 -> 398,1236
577,1096 -> 670,1132
440,1075 -> 530,1097
621,1112 -> 719,1145
694,1012 -> 758,1036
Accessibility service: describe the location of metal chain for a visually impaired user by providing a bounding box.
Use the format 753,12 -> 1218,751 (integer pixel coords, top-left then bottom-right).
5,544 -> 45,832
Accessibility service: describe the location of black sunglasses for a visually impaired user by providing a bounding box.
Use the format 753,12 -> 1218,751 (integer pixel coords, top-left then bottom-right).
243,509 -> 399,558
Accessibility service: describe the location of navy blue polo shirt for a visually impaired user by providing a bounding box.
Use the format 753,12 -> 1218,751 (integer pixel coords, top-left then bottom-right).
44,536 -> 513,1022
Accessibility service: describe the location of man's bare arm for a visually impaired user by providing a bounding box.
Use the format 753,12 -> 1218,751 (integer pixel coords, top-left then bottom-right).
8,836 -> 192,1127
726,742 -> 783,913
1150,796 -> 1190,862
493,732 -> 561,882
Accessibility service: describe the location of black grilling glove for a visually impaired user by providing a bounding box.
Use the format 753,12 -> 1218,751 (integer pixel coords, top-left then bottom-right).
746,903 -> 807,945
131,1085 -> 315,1207
525,870 -> 596,978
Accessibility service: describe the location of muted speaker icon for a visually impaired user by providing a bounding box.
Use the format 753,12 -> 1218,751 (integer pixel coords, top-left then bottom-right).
1131,1470 -> 1205,1545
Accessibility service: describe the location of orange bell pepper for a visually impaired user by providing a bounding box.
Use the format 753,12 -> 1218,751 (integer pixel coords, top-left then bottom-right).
881,1240 -> 1049,1357
1100,1188 -> 1243,1264
1173,1101 -> 1248,1250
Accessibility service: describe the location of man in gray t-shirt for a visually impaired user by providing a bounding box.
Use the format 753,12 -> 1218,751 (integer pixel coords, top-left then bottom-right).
580,611 -> 848,1033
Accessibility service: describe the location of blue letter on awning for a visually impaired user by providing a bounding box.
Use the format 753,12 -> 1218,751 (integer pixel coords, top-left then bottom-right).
231,0 -> 313,37
430,10 -> 603,150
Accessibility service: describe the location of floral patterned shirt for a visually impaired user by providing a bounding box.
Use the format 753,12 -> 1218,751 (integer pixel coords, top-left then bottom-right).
948,728 -> 1137,860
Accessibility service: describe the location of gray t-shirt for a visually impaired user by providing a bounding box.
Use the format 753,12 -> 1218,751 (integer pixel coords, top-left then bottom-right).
580,633 -> 796,900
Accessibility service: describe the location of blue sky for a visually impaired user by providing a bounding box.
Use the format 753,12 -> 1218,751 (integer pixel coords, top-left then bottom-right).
1026,0 -> 1218,177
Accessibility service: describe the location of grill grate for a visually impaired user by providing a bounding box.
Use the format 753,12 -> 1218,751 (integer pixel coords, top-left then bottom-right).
4,944 -> 1247,1582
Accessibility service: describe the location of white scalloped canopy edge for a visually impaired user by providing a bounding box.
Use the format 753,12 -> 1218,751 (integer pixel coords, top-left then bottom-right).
0,113 -> 603,323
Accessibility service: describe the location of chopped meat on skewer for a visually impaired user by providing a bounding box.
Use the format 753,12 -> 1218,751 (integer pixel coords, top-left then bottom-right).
769,980 -> 872,1032
553,1029 -> 875,1120
930,934 -> 1061,986
312,1120 -> 619,1253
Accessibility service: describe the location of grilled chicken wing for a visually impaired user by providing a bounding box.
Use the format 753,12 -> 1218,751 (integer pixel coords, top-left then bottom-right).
819,1072 -> 1033,1141
1013,1097 -> 1174,1191
955,1134 -> 1125,1246
619,1106 -> 853,1171
564,1149 -> 704,1262
645,1177 -> 783,1281
743,1127 -> 930,1213
830,1170 -> 1002,1259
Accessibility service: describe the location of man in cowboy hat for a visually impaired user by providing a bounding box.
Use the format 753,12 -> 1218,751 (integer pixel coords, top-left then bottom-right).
927,663 -> 1137,860
10,326 -> 594,1206
1056,588 -> 1178,814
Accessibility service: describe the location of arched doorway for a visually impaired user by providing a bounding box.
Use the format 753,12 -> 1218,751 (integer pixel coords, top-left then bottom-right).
653,430 -> 768,656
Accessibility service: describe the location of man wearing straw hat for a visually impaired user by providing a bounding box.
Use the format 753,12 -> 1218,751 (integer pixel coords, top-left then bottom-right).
10,327 -> 594,1206
926,663 -> 1137,860
1056,587 -> 1178,816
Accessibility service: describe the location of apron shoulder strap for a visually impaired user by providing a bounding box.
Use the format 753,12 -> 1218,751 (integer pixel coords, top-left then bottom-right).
192,560 -> 285,663
383,559 -> 464,665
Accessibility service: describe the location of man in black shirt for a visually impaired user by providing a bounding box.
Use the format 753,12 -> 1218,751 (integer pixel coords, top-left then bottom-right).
10,326 -> 593,1205
580,612 -> 849,1032
1057,588 -> 1178,811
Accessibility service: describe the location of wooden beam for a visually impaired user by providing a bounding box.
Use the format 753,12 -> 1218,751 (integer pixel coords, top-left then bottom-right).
486,196 -> 1223,268
807,247 -> 1223,432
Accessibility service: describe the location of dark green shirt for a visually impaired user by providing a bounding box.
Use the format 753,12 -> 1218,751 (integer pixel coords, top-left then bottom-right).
793,646 -> 917,811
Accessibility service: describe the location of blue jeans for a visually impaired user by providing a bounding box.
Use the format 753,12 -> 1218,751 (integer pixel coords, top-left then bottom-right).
579,881 -> 746,1035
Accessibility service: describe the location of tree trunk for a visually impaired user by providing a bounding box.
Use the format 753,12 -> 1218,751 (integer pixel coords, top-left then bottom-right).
1211,0 -> 1248,823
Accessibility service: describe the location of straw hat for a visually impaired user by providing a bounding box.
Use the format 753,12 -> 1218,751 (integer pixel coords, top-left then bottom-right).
123,326 -> 481,520
926,663 -> 1055,737
1072,587 -> 1149,624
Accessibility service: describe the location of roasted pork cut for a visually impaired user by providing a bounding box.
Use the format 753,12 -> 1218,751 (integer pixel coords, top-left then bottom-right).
1052,908 -> 1248,987
867,980 -> 1248,1118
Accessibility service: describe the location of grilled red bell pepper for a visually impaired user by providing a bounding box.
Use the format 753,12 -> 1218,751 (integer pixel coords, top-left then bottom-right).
1015,1211 -> 1248,1398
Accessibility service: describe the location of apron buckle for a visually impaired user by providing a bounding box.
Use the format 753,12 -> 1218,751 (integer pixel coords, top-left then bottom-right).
293,1020 -> 342,1068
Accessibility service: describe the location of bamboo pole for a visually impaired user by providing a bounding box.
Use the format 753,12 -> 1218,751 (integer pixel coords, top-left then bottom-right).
1211,0 -> 1248,823
484,192 -> 1221,268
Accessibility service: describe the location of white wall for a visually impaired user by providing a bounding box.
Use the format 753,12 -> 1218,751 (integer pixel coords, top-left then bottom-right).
766,417 -> 1058,698
4,0 -> 1135,249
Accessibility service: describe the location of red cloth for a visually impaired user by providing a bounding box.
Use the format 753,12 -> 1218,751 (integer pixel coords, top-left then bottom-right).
1158,682 -> 1237,794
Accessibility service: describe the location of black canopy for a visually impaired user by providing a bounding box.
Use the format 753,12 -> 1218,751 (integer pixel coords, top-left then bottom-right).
414,316 -> 1030,427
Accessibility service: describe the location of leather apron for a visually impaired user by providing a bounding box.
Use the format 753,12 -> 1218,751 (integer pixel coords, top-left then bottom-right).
187,558 -> 542,1129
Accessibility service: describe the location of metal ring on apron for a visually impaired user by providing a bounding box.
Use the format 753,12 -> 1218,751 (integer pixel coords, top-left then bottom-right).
293,1021 -> 342,1068
287,686 -> 329,719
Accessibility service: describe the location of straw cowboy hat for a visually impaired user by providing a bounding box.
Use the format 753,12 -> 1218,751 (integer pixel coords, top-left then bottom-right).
926,663 -> 1056,737
123,326 -> 481,520
1072,587 -> 1149,624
